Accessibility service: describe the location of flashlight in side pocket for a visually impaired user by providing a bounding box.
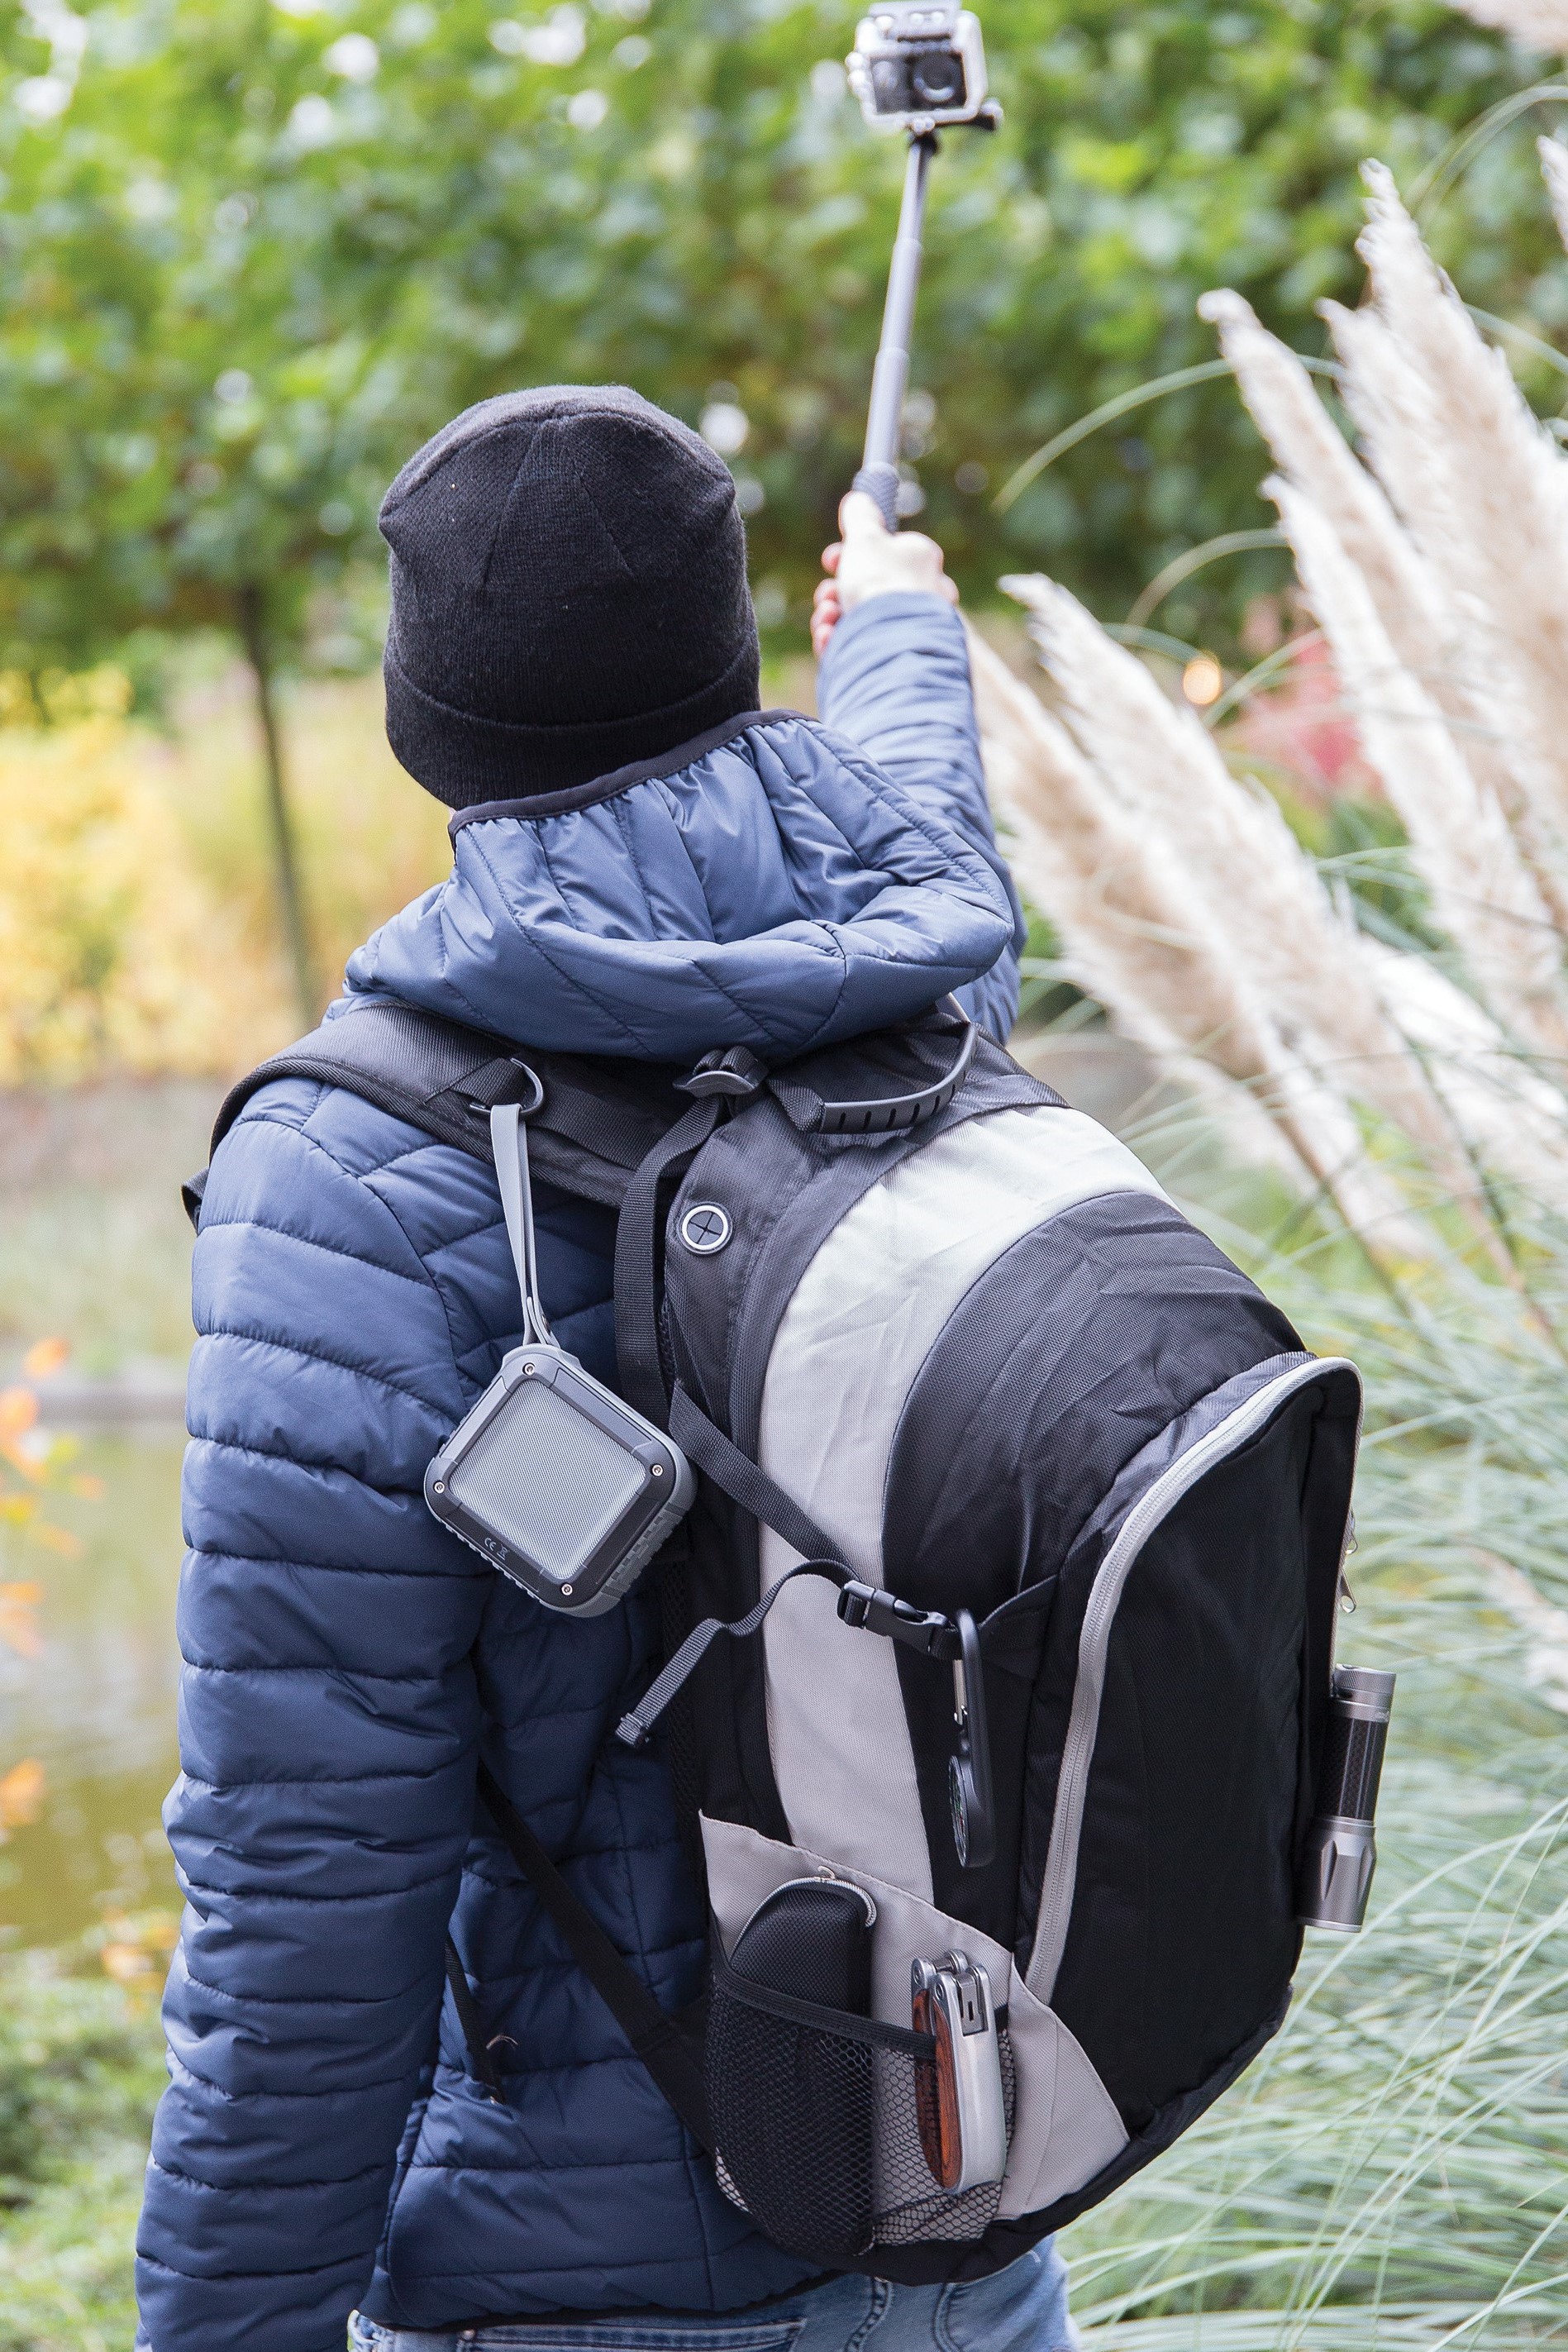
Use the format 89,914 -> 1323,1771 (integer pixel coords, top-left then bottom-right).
1296,1665 -> 1395,1932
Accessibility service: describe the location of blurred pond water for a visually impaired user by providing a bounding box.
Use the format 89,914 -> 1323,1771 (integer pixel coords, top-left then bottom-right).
0,1076 -> 212,1949
0,1427 -> 184,1945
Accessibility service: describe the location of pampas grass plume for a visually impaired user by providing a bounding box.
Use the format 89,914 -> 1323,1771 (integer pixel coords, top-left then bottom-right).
965,627 -> 1409,1229
1197,289 -> 1444,659
1540,132 -> 1568,251
1268,473 -> 1568,1056
1446,0 -> 1568,46
998,570 -> 1476,1188
1351,163 -> 1568,862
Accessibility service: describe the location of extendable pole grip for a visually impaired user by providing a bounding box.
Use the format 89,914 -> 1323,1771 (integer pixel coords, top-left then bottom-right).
852,131 -> 937,530
1296,1664 -> 1395,1932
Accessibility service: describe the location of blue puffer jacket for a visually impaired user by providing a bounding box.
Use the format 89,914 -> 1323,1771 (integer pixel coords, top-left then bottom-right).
136,594 -> 1023,2352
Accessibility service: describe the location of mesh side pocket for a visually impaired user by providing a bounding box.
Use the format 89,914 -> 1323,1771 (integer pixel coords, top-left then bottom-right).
707,1960 -> 892,2262
707,1961 -> 1010,2264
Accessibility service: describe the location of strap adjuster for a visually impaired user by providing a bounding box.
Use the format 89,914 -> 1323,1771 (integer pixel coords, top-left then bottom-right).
837,1580 -> 955,1657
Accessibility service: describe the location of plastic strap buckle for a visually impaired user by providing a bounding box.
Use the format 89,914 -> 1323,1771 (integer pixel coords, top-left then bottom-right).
837,1580 -> 955,1657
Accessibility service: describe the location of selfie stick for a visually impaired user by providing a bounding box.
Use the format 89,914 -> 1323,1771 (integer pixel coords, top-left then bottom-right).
846,0 -> 999,530
852,131 -> 938,531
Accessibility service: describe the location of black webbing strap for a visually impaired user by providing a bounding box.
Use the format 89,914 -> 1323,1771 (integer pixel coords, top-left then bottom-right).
442,1935 -> 504,2101
617,1385 -> 957,1748
669,1383 -> 844,1567
617,1558 -> 851,1750
187,1000 -> 685,1228
613,1096 -> 722,1427
474,1759 -> 713,2150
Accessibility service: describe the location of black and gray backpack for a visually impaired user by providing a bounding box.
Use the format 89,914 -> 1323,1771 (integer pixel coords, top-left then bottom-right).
199,995 -> 1363,2285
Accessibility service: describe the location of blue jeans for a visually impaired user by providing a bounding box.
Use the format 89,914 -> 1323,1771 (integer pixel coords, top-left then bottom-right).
349,2243 -> 1075,2351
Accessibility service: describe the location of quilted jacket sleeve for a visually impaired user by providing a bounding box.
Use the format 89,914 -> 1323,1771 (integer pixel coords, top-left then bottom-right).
135,1086 -> 489,2352
816,589 -> 1025,1040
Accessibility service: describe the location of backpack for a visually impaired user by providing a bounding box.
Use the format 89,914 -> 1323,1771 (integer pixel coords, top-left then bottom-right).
194,995 -> 1362,2286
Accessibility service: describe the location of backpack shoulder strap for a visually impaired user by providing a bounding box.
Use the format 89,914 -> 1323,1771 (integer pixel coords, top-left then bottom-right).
474,1760 -> 712,2148
183,998 -> 686,1228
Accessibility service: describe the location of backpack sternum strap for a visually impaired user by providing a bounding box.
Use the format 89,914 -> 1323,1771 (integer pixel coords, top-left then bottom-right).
670,1381 -> 844,1566
836,1580 -> 956,1658
615,1381 -> 959,1751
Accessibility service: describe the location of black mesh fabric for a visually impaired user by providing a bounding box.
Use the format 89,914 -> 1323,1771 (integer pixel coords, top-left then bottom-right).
705,1963 -> 1011,2264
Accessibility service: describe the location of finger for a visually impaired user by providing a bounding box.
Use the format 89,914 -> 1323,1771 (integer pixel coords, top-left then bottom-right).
821,541 -> 843,577
812,578 -> 840,613
838,489 -> 889,541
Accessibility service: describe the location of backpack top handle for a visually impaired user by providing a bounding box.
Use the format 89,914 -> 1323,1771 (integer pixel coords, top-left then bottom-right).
759,999 -> 979,1138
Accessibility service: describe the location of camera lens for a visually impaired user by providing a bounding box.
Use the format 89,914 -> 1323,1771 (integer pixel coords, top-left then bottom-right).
871,55 -> 914,112
911,48 -> 964,105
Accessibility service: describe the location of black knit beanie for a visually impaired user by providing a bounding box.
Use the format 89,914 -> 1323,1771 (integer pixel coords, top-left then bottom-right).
379,386 -> 760,808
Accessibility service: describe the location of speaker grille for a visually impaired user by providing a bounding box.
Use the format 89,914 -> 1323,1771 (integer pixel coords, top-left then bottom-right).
447,1381 -> 647,1582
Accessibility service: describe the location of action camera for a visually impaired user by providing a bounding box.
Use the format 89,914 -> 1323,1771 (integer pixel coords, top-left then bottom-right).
847,4 -> 990,134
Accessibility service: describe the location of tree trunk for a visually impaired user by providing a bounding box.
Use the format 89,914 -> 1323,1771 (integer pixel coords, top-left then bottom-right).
236,583 -> 317,1030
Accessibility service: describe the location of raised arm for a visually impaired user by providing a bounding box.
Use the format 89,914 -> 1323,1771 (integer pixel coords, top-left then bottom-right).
813,492 -> 1025,1040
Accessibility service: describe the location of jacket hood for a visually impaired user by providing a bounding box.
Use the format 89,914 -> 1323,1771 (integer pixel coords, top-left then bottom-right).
341,710 -> 1016,1063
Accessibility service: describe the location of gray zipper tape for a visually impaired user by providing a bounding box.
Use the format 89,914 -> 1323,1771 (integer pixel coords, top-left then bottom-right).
1025,1357 -> 1361,2006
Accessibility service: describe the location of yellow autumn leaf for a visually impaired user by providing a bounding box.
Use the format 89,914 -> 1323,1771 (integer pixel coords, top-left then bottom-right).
0,1386 -> 38,1438
1,1437 -> 46,1483
21,1337 -> 69,1381
0,708 -> 293,1083
0,1756 -> 46,1827
97,1907 -> 179,1960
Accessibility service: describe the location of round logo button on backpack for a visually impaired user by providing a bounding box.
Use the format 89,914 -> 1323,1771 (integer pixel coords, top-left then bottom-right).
679,1203 -> 732,1255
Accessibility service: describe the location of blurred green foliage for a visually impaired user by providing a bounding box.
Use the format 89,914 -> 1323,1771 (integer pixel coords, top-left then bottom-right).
2,0 -> 1566,679
0,1949 -> 164,2349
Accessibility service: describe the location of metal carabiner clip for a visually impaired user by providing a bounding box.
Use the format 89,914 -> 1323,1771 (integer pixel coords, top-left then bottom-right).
947,1608 -> 996,1870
